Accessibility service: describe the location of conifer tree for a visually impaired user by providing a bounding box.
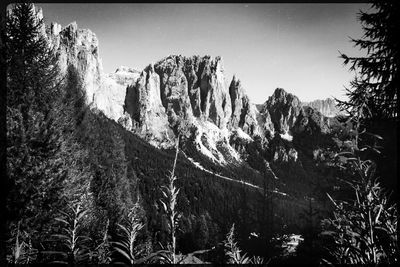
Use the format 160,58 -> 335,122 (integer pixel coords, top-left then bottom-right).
337,0 -> 399,201
6,2 -> 60,115
338,1 -> 399,121
323,2 -> 399,264
5,2 -> 63,253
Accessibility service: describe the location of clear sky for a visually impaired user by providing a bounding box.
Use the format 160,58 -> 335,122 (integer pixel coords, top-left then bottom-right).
37,3 -> 370,103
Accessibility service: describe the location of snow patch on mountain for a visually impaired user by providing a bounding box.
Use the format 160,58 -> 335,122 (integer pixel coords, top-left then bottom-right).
108,67 -> 140,86
235,128 -> 253,141
280,131 -> 293,141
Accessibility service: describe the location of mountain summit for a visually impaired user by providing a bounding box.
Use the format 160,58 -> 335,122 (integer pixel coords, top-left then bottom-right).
47,21 -> 342,165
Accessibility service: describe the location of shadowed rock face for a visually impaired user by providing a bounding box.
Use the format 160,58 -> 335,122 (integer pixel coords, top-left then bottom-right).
49,21 -> 102,104
261,88 -> 302,134
154,56 -> 193,121
154,55 -> 232,129
125,65 -> 164,126
257,108 -> 275,138
124,64 -> 172,144
293,106 -> 332,135
48,17 -> 338,162
228,76 -> 259,136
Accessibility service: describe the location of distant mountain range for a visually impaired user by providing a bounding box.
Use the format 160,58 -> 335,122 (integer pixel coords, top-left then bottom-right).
48,20 -> 343,151
302,98 -> 344,118
45,18 -> 351,236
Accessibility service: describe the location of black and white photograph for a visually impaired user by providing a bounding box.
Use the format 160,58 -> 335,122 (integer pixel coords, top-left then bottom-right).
3,1 -> 398,265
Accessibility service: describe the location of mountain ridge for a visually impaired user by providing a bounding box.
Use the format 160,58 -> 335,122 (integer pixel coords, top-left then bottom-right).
17,8 -> 350,255
45,20 -> 345,167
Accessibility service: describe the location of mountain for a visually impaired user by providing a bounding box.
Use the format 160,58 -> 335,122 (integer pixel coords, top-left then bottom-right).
302,98 -> 343,118
47,21 -> 343,161
43,18 -> 352,256
8,5 -> 398,265
46,18 -> 351,195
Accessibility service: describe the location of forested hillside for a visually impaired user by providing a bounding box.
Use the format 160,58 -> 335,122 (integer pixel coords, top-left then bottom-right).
4,2 -> 398,265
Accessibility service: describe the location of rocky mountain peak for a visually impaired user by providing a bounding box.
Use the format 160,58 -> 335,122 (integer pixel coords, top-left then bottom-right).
48,21 -> 102,105
263,88 -> 302,134
115,66 -> 139,74
302,98 -> 343,118
50,22 -> 62,36
47,19 -> 338,162
268,88 -> 301,107
228,75 -> 259,136
152,54 -> 232,128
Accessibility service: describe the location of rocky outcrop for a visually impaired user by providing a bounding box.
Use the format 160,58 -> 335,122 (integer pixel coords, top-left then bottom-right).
94,67 -> 141,122
293,106 -> 332,135
154,56 -> 193,121
257,108 -> 275,139
46,16 -> 339,164
228,76 -> 259,136
302,98 -> 342,118
273,145 -> 298,163
154,55 -> 232,128
124,65 -> 172,145
49,21 -> 103,104
261,88 -> 302,135
197,56 -> 231,129
49,21 -> 144,123
108,66 -> 140,85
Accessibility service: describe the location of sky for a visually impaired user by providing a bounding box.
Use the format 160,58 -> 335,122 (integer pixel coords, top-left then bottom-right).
37,3 -> 370,103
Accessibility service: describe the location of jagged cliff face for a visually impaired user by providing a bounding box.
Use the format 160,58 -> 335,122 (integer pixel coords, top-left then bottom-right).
47,20 -> 340,164
263,88 -> 302,135
302,98 -> 343,118
228,76 -> 260,136
48,21 -> 136,124
153,55 -> 232,128
123,64 -> 173,147
49,22 -> 103,104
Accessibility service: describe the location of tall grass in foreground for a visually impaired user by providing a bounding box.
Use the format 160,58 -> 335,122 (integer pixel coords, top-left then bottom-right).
325,1 -> 399,263
322,98 -> 398,264
7,221 -> 37,264
159,136 -> 181,264
112,203 -> 144,264
113,136 -> 182,264
224,224 -> 267,264
51,200 -> 91,264
93,219 -> 111,264
223,224 -> 251,264
322,159 -> 398,264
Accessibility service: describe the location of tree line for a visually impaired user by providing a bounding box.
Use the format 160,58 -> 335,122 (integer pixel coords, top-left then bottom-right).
3,1 -> 398,264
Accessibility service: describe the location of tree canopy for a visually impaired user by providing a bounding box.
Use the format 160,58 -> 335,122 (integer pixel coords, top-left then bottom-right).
339,1 -> 399,121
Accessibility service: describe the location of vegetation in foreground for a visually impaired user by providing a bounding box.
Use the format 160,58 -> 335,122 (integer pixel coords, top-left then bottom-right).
4,1 -> 398,264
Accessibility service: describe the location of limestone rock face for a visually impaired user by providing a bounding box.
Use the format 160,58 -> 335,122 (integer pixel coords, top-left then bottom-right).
269,136 -> 299,164
262,88 -> 302,135
96,67 -> 140,122
152,55 -> 233,129
273,146 -> 298,163
44,13 -> 338,163
183,56 -> 202,117
302,98 -> 343,118
257,108 -> 275,138
48,21 -> 141,123
124,65 -> 172,145
108,66 -> 140,86
49,21 -> 102,104
198,56 -> 232,129
228,76 -> 259,136
293,106 -> 332,135
154,56 -> 193,121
